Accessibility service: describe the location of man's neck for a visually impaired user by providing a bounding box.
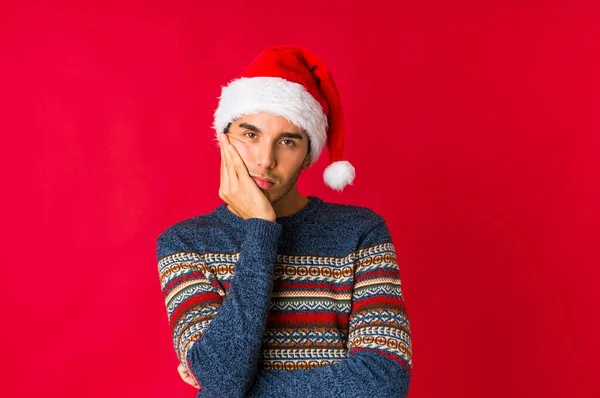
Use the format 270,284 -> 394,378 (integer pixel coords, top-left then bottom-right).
272,192 -> 310,218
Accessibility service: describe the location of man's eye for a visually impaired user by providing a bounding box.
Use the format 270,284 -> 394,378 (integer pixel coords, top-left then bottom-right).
244,132 -> 256,139
282,140 -> 295,147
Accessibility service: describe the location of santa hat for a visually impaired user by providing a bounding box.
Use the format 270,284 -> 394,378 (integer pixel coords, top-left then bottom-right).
212,45 -> 355,191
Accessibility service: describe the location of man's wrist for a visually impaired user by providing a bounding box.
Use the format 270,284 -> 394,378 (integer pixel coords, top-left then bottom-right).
241,218 -> 283,257
253,216 -> 276,223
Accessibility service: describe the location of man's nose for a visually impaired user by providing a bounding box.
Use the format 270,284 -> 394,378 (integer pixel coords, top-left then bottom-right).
255,142 -> 277,168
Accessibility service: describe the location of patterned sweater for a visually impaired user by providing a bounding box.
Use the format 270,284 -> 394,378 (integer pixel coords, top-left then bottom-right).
156,195 -> 412,397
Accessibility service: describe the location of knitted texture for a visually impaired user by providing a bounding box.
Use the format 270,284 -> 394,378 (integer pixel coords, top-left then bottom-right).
157,196 -> 412,397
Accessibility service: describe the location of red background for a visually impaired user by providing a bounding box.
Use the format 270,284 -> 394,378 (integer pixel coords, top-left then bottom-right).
1,1 -> 598,397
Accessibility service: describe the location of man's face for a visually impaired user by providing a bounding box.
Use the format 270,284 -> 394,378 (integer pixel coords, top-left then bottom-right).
224,112 -> 312,204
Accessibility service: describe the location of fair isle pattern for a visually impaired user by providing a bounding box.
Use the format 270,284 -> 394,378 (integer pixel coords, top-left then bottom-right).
159,251 -> 224,367
348,242 -> 412,372
158,242 -> 411,374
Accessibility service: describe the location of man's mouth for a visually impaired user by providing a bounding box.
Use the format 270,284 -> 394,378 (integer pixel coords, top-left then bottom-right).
252,176 -> 275,189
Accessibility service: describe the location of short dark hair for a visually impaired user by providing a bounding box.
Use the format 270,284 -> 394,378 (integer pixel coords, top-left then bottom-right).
223,121 -> 311,157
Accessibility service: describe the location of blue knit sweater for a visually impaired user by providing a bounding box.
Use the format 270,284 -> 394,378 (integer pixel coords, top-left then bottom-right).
157,195 -> 412,397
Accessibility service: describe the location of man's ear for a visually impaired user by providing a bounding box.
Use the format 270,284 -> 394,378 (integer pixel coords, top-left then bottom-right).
302,154 -> 312,170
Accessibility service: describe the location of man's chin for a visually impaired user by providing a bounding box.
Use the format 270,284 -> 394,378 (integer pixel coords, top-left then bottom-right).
263,190 -> 283,204
260,188 -> 274,198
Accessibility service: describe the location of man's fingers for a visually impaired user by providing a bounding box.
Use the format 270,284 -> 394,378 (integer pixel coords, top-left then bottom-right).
226,144 -> 250,180
218,133 -> 230,187
222,135 -> 238,180
177,363 -> 200,389
219,135 -> 225,187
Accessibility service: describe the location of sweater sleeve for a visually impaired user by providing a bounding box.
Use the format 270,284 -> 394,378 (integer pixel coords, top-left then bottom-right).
157,218 -> 283,398
246,217 -> 412,398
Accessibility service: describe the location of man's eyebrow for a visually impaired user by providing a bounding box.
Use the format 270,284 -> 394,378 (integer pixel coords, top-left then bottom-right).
238,123 -> 303,140
239,123 -> 261,132
279,132 -> 304,140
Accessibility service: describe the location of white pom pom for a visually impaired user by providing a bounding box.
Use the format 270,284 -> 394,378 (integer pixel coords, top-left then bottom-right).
323,160 -> 356,191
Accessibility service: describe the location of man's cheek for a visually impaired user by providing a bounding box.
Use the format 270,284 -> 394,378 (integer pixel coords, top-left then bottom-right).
232,143 -> 252,168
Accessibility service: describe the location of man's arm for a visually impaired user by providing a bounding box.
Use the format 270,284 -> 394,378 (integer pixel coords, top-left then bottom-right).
157,218 -> 282,398
246,217 -> 412,398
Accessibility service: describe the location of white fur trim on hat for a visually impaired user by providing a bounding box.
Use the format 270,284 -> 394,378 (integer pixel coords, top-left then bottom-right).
323,160 -> 355,191
213,77 -> 328,166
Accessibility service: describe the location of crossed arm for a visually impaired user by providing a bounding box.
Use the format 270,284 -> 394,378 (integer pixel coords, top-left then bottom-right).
157,217 -> 412,397
158,218 -> 282,397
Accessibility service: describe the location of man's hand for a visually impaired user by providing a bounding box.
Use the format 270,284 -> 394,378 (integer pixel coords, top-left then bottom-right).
177,363 -> 200,389
217,132 -> 276,222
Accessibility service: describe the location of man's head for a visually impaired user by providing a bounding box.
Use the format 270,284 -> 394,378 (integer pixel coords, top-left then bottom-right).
213,46 -> 355,192
222,112 -> 312,204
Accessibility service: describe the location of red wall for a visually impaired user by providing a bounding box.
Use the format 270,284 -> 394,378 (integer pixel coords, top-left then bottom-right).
2,1 -> 598,397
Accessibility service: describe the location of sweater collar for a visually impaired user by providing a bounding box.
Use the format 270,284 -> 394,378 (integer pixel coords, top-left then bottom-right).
213,195 -> 322,228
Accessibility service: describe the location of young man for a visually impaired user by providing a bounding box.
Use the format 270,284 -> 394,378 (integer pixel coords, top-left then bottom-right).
157,46 -> 413,397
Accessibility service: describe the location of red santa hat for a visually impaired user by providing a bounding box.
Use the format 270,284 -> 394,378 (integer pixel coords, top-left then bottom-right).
212,45 -> 355,191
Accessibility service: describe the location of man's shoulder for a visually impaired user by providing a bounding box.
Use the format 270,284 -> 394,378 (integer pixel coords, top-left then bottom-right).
158,211 -> 216,239
318,199 -> 385,227
317,200 -> 393,249
156,209 -> 222,261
